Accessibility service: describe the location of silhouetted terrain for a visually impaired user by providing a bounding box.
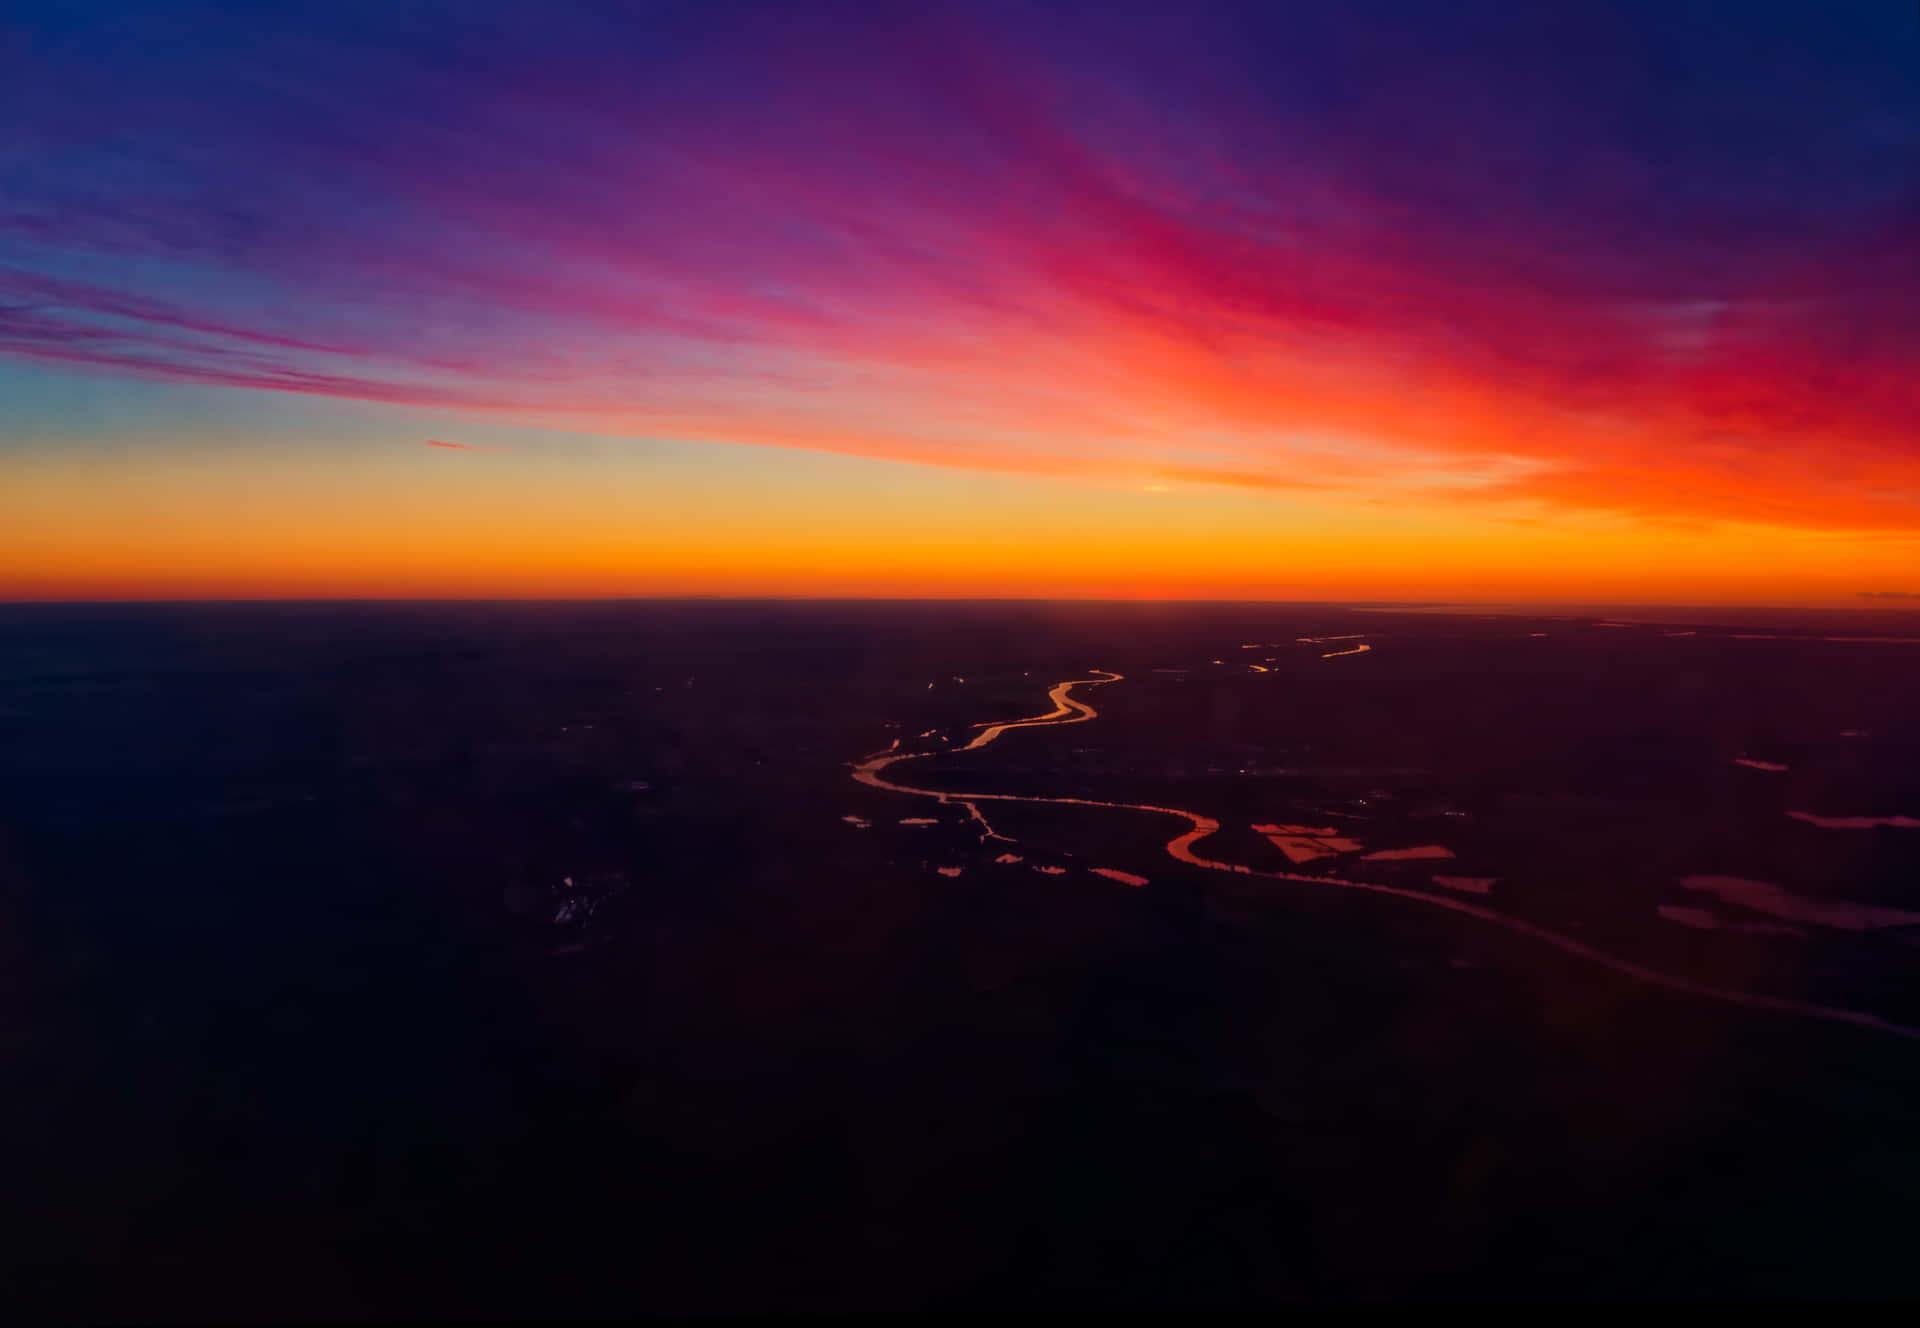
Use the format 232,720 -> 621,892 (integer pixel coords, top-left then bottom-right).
3,600 -> 1919,1315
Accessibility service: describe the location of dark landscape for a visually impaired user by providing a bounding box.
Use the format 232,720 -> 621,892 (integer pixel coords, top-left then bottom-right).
4,599 -> 1920,1315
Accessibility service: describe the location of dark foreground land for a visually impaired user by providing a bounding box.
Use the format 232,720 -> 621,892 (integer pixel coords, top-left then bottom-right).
3,599 -> 1920,1315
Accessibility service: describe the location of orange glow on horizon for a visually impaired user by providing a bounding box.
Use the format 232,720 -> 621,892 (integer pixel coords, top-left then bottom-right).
5,431 -> 1916,606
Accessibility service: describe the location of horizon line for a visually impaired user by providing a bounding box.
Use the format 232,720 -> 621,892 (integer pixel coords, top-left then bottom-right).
4,594 -> 1918,612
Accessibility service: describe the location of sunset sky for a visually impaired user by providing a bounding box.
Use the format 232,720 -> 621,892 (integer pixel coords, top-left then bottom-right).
4,1 -> 1917,602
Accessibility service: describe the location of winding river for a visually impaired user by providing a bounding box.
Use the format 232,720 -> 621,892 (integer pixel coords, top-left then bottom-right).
853,669 -> 1920,1045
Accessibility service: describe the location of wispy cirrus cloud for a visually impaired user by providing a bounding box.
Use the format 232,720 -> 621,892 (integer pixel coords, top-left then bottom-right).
3,1 -> 1918,530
